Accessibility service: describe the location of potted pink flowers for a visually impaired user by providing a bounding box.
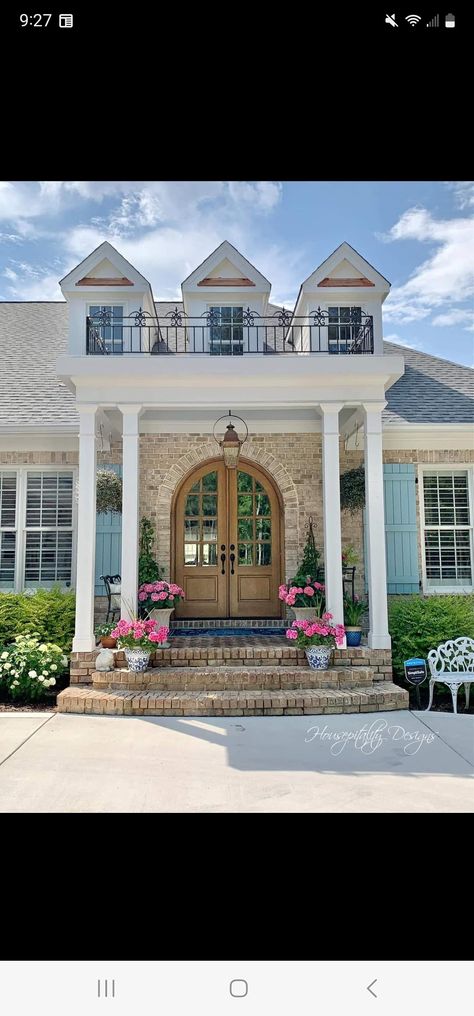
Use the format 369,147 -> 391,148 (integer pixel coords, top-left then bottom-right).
286,614 -> 346,670
278,578 -> 325,621
110,618 -> 169,672
137,580 -> 185,647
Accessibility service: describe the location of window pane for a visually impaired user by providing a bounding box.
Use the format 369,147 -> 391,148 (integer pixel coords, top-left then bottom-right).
185,495 -> 199,516
0,473 -> 16,528
202,495 -> 217,516
190,481 -> 201,493
238,543 -> 253,565
237,471 -> 253,492
24,530 -> 72,585
202,471 -> 217,492
184,543 -> 198,565
201,543 -> 217,566
238,495 -> 253,516
0,531 -> 16,588
238,519 -> 254,540
26,472 -> 73,528
255,481 -> 264,492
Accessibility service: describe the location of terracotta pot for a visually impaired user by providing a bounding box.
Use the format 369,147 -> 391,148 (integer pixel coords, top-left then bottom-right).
100,636 -> 117,649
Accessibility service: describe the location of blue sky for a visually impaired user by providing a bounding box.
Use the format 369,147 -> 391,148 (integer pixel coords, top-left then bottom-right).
0,180 -> 473,366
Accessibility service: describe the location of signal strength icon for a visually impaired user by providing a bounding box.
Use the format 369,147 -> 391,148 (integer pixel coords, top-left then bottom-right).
427,13 -> 440,25
405,13 -> 422,24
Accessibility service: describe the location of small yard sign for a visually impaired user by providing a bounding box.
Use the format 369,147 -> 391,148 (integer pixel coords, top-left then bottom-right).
404,658 -> 427,685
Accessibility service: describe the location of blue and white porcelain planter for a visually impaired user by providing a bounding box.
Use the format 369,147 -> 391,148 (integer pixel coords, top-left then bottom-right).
124,648 -> 151,672
305,645 -> 332,670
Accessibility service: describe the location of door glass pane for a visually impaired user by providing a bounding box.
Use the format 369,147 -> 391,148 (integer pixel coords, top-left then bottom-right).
256,519 -> 271,540
202,520 -> 217,541
238,519 -> 254,540
237,471 -> 253,492
202,471 -> 217,492
190,481 -> 201,493
255,494 -> 270,516
185,495 -> 199,516
255,481 -> 264,492
238,495 -> 253,516
238,544 -> 253,565
202,495 -> 217,516
202,544 -> 217,566
256,543 -> 271,565
184,543 -> 198,565
185,519 -> 200,540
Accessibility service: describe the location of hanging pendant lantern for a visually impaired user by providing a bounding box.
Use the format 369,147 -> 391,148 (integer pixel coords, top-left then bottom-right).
213,410 -> 248,469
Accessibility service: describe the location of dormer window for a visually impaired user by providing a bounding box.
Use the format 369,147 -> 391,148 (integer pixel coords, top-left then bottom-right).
209,306 -> 243,356
328,306 -> 362,352
89,305 -> 124,354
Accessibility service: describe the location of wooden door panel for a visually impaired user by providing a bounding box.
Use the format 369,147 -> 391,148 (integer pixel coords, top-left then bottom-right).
229,464 -> 281,618
175,461 -> 228,618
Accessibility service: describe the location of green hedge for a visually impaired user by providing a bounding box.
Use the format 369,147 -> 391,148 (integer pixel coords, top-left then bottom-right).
389,594 -> 474,681
0,588 -> 76,653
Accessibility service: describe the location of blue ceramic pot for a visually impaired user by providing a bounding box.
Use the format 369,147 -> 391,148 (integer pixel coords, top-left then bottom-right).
305,646 -> 332,670
124,648 -> 151,672
345,628 -> 362,647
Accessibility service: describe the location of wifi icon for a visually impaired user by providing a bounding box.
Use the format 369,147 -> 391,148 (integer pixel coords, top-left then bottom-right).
405,13 -> 422,24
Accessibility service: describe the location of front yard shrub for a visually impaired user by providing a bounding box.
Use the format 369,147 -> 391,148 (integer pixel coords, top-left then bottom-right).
0,634 -> 67,700
0,588 -> 76,653
389,594 -> 474,681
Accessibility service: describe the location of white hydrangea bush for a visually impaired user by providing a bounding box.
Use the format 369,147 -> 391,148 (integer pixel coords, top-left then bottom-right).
0,633 -> 68,700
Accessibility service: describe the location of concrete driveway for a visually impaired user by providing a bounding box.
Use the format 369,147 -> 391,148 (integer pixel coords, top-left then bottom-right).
0,709 -> 472,812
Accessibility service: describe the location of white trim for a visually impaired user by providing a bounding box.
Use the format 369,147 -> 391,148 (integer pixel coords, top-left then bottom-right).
60,241 -> 152,292
418,463 -> 474,595
0,464 -> 77,593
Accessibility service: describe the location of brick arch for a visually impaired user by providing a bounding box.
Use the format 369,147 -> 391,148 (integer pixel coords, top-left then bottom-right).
156,442 -> 299,579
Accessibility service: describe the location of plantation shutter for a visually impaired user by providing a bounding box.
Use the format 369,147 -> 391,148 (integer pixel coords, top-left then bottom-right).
94,464 -> 122,595
363,464 -> 420,594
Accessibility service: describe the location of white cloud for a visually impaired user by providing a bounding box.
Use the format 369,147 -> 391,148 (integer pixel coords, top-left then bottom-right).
382,205 -> 474,324
432,308 -> 474,331
228,181 -> 282,212
446,181 -> 474,209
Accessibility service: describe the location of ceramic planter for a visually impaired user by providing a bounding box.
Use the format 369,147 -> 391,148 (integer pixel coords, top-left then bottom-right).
305,645 -> 332,670
292,607 -> 318,621
345,626 -> 362,647
148,607 -> 174,647
100,636 -> 117,649
124,648 -> 151,672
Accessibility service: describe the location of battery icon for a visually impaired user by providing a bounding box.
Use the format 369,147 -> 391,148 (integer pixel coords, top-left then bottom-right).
445,12 -> 455,27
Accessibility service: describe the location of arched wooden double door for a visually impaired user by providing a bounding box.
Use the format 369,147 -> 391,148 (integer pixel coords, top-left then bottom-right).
175,460 -> 281,618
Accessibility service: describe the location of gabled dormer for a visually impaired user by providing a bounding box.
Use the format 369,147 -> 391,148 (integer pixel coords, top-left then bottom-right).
182,240 -> 271,313
293,242 -> 390,354
60,241 -> 156,354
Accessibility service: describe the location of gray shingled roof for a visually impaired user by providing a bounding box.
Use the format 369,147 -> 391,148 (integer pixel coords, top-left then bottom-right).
0,303 -> 472,428
0,302 -> 77,427
383,341 -> 474,425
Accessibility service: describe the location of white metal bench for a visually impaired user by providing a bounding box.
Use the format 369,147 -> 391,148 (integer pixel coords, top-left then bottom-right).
426,637 -> 474,714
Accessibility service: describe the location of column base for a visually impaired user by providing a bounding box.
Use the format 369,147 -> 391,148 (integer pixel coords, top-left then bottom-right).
72,635 -> 97,653
368,633 -> 392,650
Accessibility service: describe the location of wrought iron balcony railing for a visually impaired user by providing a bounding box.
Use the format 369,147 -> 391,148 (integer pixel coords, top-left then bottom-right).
86,307 -> 374,355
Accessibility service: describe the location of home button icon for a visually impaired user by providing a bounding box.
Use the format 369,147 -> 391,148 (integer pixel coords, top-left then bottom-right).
230,979 -> 248,998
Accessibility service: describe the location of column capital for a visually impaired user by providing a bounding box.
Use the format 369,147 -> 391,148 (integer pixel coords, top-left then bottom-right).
118,404 -> 144,416
319,403 -> 343,435
77,404 -> 98,436
119,405 -> 143,437
362,400 -> 387,421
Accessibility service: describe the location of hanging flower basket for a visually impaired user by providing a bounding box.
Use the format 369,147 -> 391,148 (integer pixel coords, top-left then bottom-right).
96,469 -> 122,515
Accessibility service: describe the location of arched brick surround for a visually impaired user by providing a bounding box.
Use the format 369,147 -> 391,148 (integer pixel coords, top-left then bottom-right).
155,441 -> 299,581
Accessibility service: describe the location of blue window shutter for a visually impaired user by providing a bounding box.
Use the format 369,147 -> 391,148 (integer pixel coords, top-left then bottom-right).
94,464 -> 122,596
363,464 -> 420,594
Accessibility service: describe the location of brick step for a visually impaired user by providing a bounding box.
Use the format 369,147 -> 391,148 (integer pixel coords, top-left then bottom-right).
58,682 -> 409,716
91,665 -> 378,692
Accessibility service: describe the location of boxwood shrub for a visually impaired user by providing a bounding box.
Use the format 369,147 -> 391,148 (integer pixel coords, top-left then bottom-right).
389,593 -> 474,682
0,588 -> 76,653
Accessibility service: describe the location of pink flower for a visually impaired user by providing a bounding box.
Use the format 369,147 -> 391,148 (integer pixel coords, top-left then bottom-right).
286,628 -> 298,639
292,620 -> 307,629
313,582 -> 324,591
303,586 -> 314,596
149,626 -> 169,644
322,612 -> 333,621
151,593 -> 160,601
138,592 -> 147,602
158,591 -> 168,600
144,584 -> 154,593
286,595 -> 296,606
168,594 -> 174,600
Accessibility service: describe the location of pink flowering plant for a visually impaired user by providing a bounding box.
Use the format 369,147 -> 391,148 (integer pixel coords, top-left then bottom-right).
110,618 -> 169,650
278,578 -> 325,612
137,580 -> 185,612
286,614 -> 346,649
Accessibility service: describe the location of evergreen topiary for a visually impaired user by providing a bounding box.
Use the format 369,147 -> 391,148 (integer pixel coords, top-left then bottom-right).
340,466 -> 365,515
294,516 -> 320,582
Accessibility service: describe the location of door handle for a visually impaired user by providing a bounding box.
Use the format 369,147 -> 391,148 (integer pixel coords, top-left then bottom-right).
221,544 -> 226,575
230,552 -> 235,575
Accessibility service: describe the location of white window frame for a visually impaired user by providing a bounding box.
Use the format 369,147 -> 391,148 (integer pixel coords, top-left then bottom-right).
418,463 -> 474,595
207,303 -> 244,355
0,466 -> 77,593
87,302 -> 127,354
0,471 -> 18,591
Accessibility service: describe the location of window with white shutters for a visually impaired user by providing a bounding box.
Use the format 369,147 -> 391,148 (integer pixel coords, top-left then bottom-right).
423,470 -> 473,588
0,472 -> 17,589
24,472 -> 73,586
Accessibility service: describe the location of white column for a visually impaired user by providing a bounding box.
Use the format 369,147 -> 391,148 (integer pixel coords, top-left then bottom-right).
320,403 -> 345,641
72,406 -> 98,652
364,402 -> 391,649
119,405 -> 142,621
